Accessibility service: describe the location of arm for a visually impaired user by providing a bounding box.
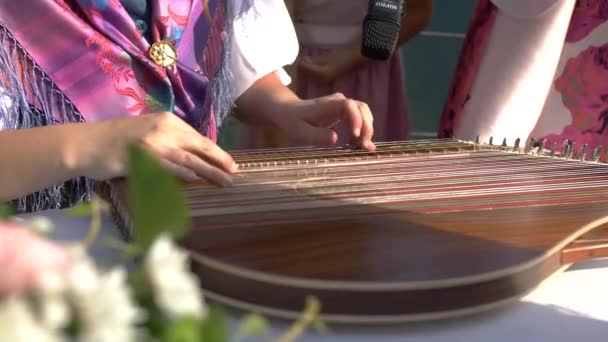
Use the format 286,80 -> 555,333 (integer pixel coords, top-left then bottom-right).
0,113 -> 238,202
232,71 -> 299,128
397,0 -> 433,47
233,71 -> 375,149
228,0 -> 374,149
0,125 -> 83,202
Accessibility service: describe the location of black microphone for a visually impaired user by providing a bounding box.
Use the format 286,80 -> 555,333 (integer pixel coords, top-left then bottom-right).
361,0 -> 404,60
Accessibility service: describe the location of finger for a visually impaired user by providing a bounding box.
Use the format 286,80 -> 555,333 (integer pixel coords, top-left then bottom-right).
184,135 -> 238,174
355,101 -> 376,151
289,119 -> 338,146
165,149 -> 233,187
157,158 -> 201,183
340,98 -> 364,139
141,143 -> 201,182
159,113 -> 238,174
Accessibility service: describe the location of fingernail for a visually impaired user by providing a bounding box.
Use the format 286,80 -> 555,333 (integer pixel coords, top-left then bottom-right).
354,128 -> 360,137
232,162 -> 239,173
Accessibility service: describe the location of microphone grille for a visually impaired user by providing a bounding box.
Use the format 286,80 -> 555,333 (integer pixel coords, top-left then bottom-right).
361,17 -> 400,60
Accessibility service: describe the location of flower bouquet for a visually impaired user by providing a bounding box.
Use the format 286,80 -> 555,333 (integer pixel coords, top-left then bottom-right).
0,145 -> 326,341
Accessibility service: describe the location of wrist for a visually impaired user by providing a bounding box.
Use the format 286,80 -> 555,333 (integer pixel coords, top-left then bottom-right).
60,123 -> 95,178
60,120 -> 123,180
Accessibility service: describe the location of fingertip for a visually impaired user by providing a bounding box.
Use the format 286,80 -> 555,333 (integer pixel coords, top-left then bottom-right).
217,174 -> 234,187
331,130 -> 339,145
360,139 -> 376,152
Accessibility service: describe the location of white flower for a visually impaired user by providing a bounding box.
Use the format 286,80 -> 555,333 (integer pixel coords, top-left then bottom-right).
35,272 -> 70,331
0,297 -> 63,342
145,234 -> 207,320
65,248 -> 144,342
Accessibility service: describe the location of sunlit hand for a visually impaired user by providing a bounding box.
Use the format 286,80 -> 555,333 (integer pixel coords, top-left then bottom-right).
80,113 -> 238,186
277,93 -> 376,151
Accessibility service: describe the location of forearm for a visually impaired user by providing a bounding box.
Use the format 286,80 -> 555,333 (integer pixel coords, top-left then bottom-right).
397,0 -> 433,47
0,124 -> 89,201
232,71 -> 299,129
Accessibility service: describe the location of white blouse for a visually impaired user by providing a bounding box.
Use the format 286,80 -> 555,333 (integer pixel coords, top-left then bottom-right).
229,0 -> 299,101
490,0 -> 561,18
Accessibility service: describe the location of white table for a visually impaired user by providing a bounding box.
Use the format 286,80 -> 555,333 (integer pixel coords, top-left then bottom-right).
23,209 -> 608,341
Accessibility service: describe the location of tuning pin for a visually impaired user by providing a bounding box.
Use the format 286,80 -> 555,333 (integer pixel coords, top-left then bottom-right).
513,138 -> 521,152
489,136 -> 494,146
561,139 -> 570,158
592,145 -> 603,162
525,137 -> 535,154
538,139 -> 546,155
501,138 -> 507,148
569,141 -> 576,159
550,141 -> 558,158
475,135 -> 480,144
578,144 -> 588,161
562,143 -> 570,159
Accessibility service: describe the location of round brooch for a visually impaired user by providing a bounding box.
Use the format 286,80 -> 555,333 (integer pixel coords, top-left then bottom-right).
149,41 -> 177,68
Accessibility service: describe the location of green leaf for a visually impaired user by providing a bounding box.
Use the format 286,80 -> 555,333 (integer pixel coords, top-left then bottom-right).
0,202 -> 14,219
237,313 -> 270,337
127,144 -> 190,251
65,202 -> 93,217
201,305 -> 229,342
165,317 -> 202,342
143,305 -> 166,338
312,318 -> 329,334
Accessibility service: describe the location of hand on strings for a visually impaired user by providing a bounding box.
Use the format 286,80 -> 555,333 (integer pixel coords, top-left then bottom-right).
77,112 -> 238,186
280,93 -> 376,151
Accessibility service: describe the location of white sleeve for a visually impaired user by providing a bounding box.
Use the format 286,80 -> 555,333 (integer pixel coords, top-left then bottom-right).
229,0 -> 299,101
490,0 -> 561,18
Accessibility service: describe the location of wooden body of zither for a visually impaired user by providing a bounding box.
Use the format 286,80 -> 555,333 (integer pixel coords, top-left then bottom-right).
108,139 -> 608,323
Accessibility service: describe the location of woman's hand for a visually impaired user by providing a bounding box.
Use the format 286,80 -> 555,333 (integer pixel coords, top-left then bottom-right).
296,47 -> 368,84
234,72 -> 376,151
275,93 -> 376,150
71,113 -> 238,186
